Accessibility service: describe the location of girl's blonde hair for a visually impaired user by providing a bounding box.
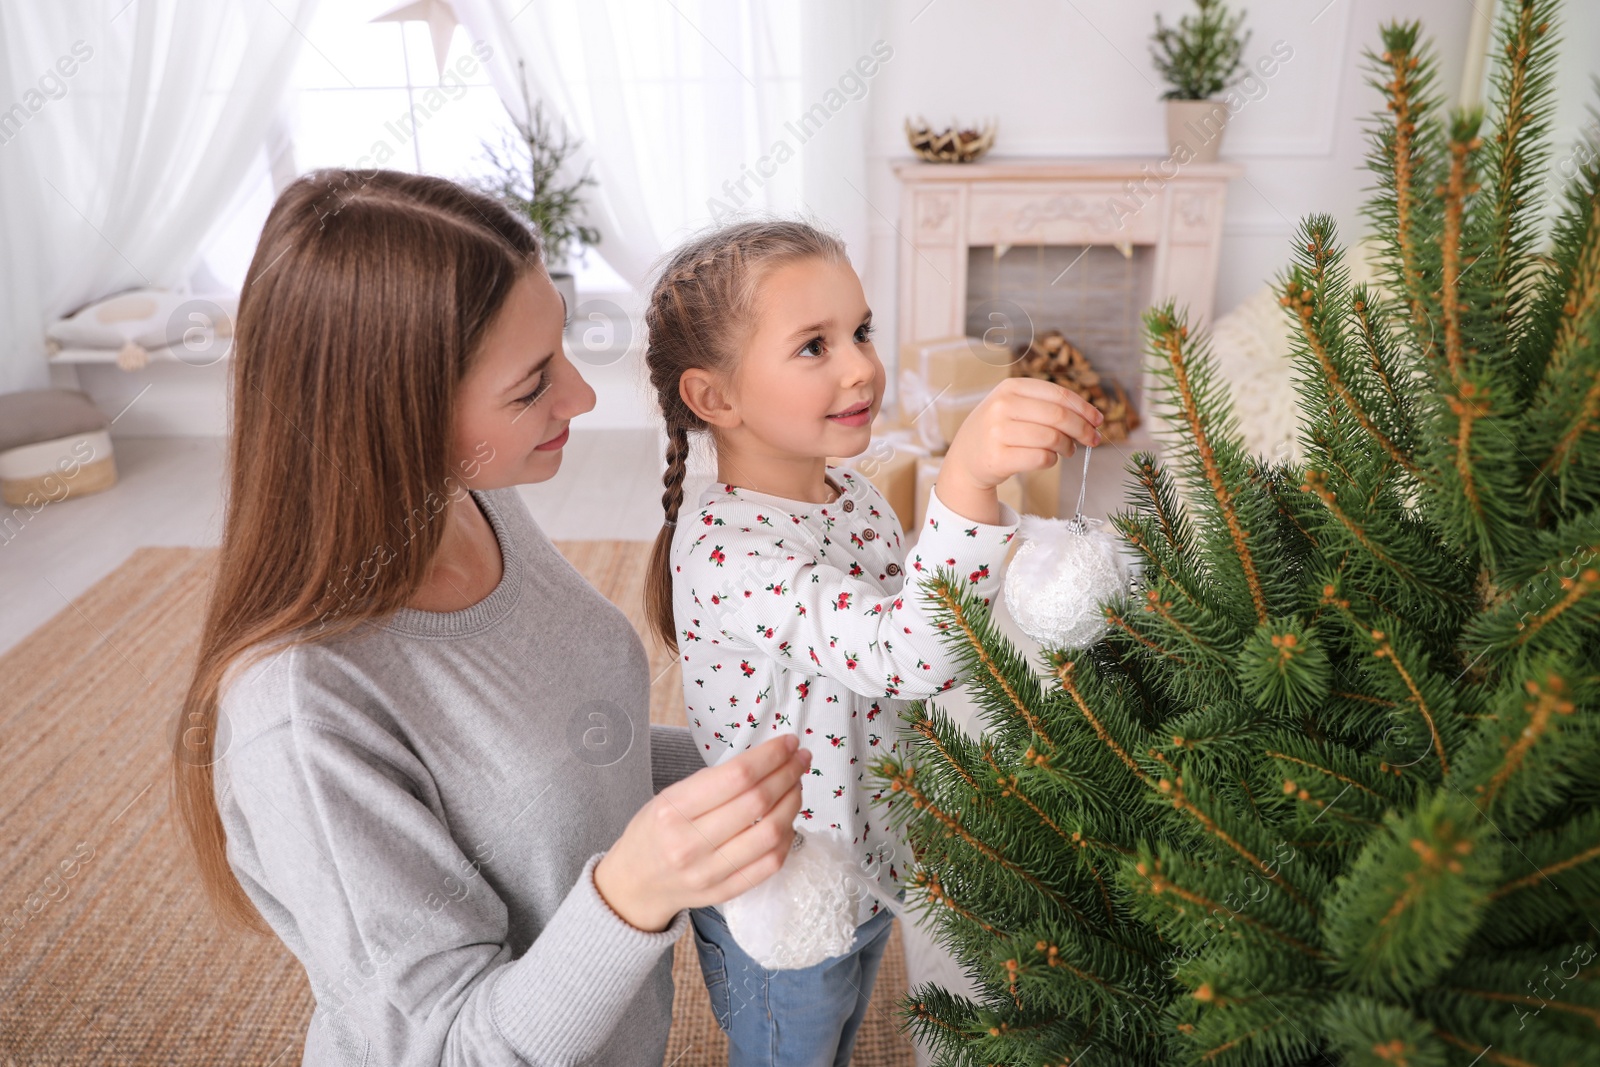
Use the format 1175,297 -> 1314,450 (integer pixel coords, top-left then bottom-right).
173,169 -> 544,933
642,219 -> 849,653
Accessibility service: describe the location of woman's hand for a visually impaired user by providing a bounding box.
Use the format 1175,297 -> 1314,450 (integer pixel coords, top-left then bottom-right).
937,377 -> 1104,525
593,734 -> 811,932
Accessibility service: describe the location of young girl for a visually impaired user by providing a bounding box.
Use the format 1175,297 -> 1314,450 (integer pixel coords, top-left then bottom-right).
643,220 -> 1103,1065
174,171 -> 813,1067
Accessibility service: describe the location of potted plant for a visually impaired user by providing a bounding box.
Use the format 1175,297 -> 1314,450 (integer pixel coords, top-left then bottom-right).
1150,0 -> 1250,163
476,61 -> 601,328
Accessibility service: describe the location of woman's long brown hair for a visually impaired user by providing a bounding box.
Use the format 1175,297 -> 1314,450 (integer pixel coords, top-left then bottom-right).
173,169 -> 543,932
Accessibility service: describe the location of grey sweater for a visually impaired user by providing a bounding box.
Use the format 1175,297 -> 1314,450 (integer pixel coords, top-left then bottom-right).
215,486 -> 706,1067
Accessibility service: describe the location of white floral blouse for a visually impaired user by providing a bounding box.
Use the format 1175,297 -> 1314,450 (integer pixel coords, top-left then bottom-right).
669,466 -> 1018,923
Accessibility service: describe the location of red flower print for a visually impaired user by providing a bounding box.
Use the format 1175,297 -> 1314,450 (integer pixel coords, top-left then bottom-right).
709,546 -> 726,565
969,564 -> 990,582
800,808 -> 815,820
834,591 -> 851,611
795,681 -> 809,699
825,733 -> 845,747
740,660 -> 755,677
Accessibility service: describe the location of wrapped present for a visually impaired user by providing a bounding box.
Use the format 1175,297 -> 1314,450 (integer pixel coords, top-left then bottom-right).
898,336 -> 1014,454
1012,330 -> 1141,443
912,455 -> 1024,532
1021,464 -> 1061,518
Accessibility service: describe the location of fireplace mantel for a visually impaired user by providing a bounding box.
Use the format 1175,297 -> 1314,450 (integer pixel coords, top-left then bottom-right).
892,156 -> 1244,425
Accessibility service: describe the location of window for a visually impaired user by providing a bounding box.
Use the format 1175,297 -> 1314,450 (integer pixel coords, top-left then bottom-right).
198,1 -> 803,297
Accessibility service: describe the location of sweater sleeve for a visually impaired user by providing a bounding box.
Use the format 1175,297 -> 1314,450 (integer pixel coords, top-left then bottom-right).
690,484 -> 1017,700
219,716 -> 689,1067
649,723 -> 705,790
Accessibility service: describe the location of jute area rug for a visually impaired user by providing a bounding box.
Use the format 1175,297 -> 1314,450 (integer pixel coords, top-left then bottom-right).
0,544 -> 916,1066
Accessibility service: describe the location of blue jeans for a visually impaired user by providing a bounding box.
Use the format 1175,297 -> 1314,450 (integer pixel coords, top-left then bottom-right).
689,902 -> 897,1067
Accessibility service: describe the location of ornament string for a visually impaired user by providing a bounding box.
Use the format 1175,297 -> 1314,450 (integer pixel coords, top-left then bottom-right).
1070,445 -> 1093,532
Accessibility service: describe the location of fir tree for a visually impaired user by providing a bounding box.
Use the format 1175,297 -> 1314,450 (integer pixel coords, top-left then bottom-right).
872,3 -> 1600,1064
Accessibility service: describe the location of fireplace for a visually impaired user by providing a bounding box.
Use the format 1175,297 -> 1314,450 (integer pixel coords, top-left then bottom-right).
964,242 -> 1156,416
892,157 -> 1243,442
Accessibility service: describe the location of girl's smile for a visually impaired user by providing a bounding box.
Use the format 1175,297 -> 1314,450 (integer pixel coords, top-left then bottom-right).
825,402 -> 873,427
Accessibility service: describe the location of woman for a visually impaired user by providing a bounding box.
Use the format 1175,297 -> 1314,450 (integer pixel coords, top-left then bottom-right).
173,169 -> 809,1066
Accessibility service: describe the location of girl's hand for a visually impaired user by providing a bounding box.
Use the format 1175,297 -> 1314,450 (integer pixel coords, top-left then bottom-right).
937,377 -> 1103,525
593,734 -> 811,932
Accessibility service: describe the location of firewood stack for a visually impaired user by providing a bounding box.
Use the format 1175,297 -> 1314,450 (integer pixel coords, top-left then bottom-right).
1012,330 -> 1140,442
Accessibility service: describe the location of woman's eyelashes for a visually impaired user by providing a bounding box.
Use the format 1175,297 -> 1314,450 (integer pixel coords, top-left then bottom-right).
512,374 -> 551,408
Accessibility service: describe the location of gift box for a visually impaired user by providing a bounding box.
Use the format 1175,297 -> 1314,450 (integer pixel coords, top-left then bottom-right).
898,336 -> 1014,454
912,455 -> 1024,532
1020,464 -> 1061,518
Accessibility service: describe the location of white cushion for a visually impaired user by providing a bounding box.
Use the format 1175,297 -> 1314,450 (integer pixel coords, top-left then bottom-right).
47,289 -> 234,350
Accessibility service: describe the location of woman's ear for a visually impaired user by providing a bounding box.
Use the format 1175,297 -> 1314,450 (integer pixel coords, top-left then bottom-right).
680,368 -> 741,430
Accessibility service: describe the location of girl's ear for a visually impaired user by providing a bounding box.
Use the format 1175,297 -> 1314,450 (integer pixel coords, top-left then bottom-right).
680,368 -> 741,429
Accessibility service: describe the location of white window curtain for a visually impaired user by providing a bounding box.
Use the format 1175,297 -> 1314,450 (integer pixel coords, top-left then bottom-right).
0,0 -> 319,394
450,0 -> 880,290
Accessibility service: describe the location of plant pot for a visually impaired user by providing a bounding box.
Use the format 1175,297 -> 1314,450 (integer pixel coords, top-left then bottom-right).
549,271 -> 578,335
1165,99 -> 1230,163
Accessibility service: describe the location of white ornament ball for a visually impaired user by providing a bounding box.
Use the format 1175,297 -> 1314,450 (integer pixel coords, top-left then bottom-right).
721,828 -> 873,970
1004,515 -> 1138,649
